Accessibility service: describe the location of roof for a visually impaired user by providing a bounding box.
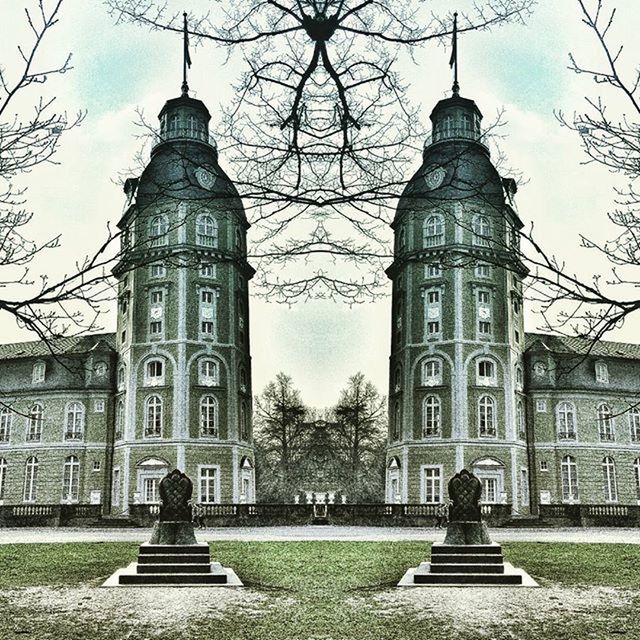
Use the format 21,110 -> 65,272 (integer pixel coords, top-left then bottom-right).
0,332 -> 116,362
525,332 -> 640,361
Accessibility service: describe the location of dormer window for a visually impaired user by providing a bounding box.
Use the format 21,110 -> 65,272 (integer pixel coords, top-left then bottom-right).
423,215 -> 444,247
196,214 -> 218,247
473,215 -> 491,247
595,361 -> 609,384
149,215 -> 168,247
32,362 -> 46,384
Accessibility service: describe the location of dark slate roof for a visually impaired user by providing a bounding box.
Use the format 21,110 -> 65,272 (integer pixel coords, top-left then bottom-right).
0,332 -> 116,361
525,332 -> 640,361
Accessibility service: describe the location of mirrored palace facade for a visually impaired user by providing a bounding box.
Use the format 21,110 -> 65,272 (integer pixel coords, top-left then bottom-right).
0,85 -> 255,511
385,86 -> 640,513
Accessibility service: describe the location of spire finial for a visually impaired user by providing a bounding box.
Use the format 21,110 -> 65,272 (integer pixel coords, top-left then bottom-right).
182,11 -> 192,97
449,12 -> 459,96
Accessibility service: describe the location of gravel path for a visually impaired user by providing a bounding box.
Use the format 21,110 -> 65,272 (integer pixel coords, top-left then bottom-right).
0,525 -> 638,544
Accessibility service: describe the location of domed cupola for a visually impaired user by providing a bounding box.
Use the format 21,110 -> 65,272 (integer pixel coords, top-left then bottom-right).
428,94 -> 483,149
154,94 -> 213,153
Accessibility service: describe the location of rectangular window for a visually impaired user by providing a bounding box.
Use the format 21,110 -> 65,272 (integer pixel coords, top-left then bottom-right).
427,291 -> 440,304
425,287 -> 442,339
425,264 -> 442,278
423,467 -> 441,504
536,399 -> 547,413
32,362 -> 46,384
0,410 -> 12,442
199,288 -> 216,338
200,263 -> 216,278
478,321 -> 491,334
481,478 -> 498,503
150,263 -> 166,278
94,399 -> 105,413
539,460 -> 548,471
201,321 -> 214,335
201,291 -> 214,304
143,477 -> 160,504
149,321 -> 163,335
112,468 -> 121,507
93,460 -> 101,472
150,290 -> 164,304
199,467 -> 218,504
475,263 -> 491,279
427,321 -> 440,335
477,291 -> 490,304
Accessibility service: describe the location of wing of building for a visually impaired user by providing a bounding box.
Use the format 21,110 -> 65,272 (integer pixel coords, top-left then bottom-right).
0,81 -> 255,512
385,84 -> 640,512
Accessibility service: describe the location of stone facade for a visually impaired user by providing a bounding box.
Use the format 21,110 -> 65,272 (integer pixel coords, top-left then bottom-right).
385,90 -> 640,512
0,89 -> 255,511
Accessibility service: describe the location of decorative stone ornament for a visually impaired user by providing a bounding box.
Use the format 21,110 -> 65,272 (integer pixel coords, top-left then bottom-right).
195,166 -> 217,190
423,165 -> 446,190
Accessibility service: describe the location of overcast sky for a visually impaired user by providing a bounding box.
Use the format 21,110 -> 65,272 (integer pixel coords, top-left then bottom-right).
1,1 -> 639,408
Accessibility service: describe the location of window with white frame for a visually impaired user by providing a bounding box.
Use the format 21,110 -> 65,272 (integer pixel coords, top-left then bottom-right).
149,215 -> 168,247
148,288 -> 165,339
473,215 -> 491,246
93,460 -> 101,472
595,361 -> 609,384
422,396 -> 441,437
515,365 -> 523,389
62,455 -> 80,503
422,466 -> 442,504
144,395 -> 163,437
200,288 -> 216,337
149,262 -> 166,279
421,358 -> 442,386
200,262 -> 216,278
26,403 -> 43,441
199,466 -> 218,503
474,263 -> 491,279
536,399 -> 547,413
94,399 -> 105,413
597,402 -> 615,441
630,408 -> 640,442
112,468 -> 121,507
196,214 -> 218,247
561,455 -> 579,502
634,458 -> 640,501
476,288 -> 492,337
115,398 -> 125,440
425,263 -> 443,279
0,407 -> 12,442
478,395 -> 496,437
145,359 -> 165,386
602,456 -> 618,502
556,401 -> 576,440
200,396 -> 218,437
65,402 -> 85,440
516,399 -> 525,439
143,477 -> 161,504
32,361 -> 46,384
0,457 -> 6,500
199,358 -> 219,386
117,366 -> 126,391
425,287 -> 441,337
476,359 -> 496,386
539,460 -> 548,472
423,215 -> 444,247
23,456 -> 38,502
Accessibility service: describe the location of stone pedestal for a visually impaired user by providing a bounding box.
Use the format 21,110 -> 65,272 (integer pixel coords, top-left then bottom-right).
148,521 -> 198,545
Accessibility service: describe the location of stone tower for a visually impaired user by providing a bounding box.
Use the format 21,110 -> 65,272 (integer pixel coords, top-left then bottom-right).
385,87 -> 529,512
111,85 -> 255,510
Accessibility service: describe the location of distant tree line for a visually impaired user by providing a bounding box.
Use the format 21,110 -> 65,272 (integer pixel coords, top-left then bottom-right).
253,372 -> 386,503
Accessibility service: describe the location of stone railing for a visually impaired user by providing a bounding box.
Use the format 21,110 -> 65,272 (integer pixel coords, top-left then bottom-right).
539,503 -> 640,527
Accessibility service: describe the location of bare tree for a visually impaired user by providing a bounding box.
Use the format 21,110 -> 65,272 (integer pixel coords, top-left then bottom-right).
104,0 -> 534,302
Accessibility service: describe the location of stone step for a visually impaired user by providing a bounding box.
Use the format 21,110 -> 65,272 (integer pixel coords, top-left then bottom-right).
413,573 -> 523,585
119,572 -> 228,585
431,545 -> 502,555
137,554 -> 211,565
430,563 -> 505,574
431,554 -> 503,564
138,544 -> 209,555
137,564 -> 212,574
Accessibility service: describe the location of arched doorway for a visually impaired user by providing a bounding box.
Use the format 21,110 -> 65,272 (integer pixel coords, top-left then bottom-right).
135,457 -> 169,504
471,457 -> 506,504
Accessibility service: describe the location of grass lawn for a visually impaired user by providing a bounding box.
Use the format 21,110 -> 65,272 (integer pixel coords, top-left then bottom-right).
1,540 -> 639,640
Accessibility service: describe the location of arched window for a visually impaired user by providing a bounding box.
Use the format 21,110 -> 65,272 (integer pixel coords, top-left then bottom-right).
595,361 -> 609,384
423,215 -> 444,247
515,365 -> 523,389
117,365 -> 126,391
634,458 -> 640,501
630,408 -> 640,442
200,396 -> 218,437
393,365 -> 402,392
239,367 -> 247,393
0,407 -> 12,442
65,402 -> 85,440
421,358 -> 442,386
187,114 -> 198,137
0,458 -> 7,500
196,214 -> 218,247
168,113 -> 179,133
556,402 -> 576,440
602,456 -> 618,502
478,396 -> 496,437
199,358 -> 219,386
149,215 -> 168,247
476,359 -> 496,386
597,403 -> 614,441
115,398 -> 125,441
240,402 -> 249,441
26,403 -> 43,442
423,396 -> 441,437
62,455 -> 80,503
561,455 -> 578,502
393,402 -> 402,440
516,399 -> 525,439
23,457 -> 38,502
145,359 -> 165,386
473,215 -> 491,246
144,396 -> 163,437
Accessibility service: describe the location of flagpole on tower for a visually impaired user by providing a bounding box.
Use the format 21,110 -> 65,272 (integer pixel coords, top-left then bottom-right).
449,12 -> 459,96
182,11 -> 192,97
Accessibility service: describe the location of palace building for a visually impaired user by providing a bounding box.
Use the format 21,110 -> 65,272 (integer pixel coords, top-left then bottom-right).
385,81 -> 640,512
0,78 -> 256,511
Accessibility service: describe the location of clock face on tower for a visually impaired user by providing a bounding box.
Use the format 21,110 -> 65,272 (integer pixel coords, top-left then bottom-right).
195,166 -> 217,190
424,165 -> 446,190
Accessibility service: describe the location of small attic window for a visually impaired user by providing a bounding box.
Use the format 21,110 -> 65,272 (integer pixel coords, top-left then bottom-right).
32,361 -> 46,384
595,361 -> 609,384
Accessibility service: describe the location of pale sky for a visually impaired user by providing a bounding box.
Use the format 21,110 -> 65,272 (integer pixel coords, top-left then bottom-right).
1,1 -> 639,408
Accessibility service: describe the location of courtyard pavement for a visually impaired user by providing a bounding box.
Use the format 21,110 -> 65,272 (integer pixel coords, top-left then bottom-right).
0,525 -> 638,544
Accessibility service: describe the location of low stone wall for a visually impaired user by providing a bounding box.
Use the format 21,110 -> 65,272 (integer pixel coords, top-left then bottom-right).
0,504 -> 102,527
540,503 -> 640,527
